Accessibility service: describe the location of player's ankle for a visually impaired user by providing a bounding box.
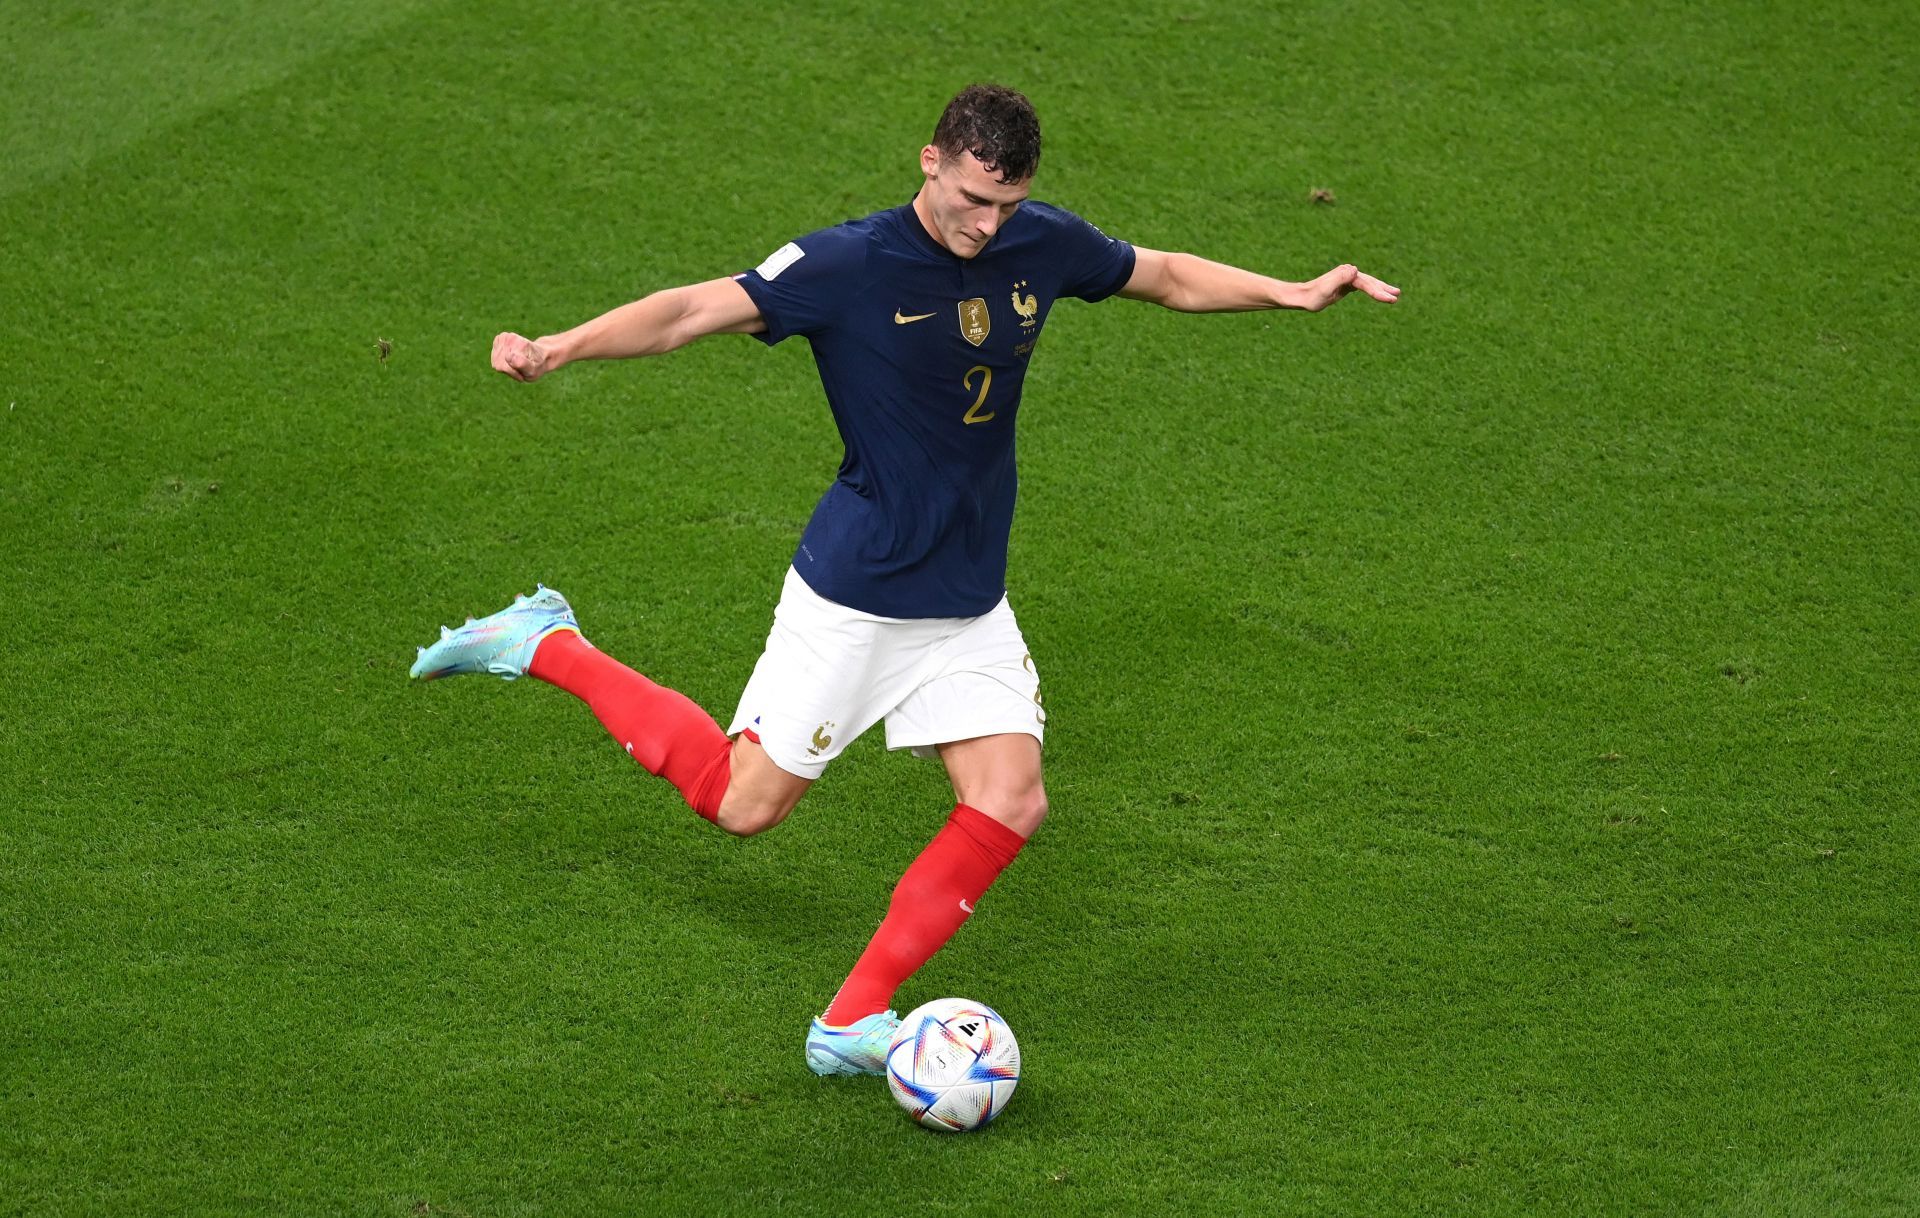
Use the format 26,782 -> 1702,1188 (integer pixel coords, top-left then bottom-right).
822,997 -> 890,1027
526,626 -> 588,685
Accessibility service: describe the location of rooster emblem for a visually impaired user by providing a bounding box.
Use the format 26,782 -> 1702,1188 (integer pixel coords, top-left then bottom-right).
1010,280 -> 1039,329
807,722 -> 835,757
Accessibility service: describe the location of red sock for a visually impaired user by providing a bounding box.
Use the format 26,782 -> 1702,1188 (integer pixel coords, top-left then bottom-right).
823,804 -> 1028,1025
527,630 -> 731,822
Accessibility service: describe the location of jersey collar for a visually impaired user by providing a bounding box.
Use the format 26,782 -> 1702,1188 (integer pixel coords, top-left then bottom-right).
898,197 -> 959,260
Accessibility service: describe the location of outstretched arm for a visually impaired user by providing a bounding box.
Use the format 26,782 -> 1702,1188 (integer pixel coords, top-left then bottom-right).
1117,247 -> 1399,313
492,276 -> 767,382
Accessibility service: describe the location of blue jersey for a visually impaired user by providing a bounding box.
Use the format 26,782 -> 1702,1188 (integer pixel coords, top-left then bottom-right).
734,199 -> 1135,618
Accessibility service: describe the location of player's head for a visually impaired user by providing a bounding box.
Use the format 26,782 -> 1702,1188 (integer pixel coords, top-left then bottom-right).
916,84 -> 1041,259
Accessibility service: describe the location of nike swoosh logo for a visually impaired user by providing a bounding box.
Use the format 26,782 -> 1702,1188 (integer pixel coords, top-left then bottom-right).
959,898 -> 975,914
895,310 -> 936,324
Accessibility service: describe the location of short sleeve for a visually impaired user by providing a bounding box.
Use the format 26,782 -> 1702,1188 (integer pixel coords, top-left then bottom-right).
733,223 -> 867,345
1056,211 -> 1136,303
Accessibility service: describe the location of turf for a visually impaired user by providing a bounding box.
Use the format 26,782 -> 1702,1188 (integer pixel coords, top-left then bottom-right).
3,1 -> 1916,1213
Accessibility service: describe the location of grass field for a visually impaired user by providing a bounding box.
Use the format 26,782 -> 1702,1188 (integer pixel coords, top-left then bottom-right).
4,1 -> 1917,1213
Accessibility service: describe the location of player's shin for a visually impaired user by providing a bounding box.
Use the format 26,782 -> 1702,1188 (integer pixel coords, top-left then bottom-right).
822,804 -> 1027,1026
527,630 -> 731,822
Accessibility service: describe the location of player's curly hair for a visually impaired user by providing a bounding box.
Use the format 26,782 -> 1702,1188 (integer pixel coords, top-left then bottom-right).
932,84 -> 1042,184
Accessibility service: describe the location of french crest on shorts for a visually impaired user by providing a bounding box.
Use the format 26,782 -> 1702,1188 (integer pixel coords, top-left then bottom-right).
807,722 -> 836,757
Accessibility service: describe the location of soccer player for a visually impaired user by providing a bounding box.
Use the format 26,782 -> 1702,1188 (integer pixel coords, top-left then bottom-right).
411,84 -> 1398,1076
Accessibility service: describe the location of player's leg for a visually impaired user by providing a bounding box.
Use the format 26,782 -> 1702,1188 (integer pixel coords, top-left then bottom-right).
410,584 -> 809,830
532,626 -> 815,833
523,628 -> 739,822
819,733 -> 1038,1028
808,600 -> 1043,1074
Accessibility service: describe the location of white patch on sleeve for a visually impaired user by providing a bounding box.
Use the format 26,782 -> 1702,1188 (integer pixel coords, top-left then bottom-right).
756,242 -> 805,281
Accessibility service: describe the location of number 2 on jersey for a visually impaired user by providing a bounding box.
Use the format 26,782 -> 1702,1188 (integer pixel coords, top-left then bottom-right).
962,365 -> 995,425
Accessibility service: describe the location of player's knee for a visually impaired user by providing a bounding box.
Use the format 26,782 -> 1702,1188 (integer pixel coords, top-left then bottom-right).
714,793 -> 790,837
976,786 -> 1047,838
1019,788 -> 1049,835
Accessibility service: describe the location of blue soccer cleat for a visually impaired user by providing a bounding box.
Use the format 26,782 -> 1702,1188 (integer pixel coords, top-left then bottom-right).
805,1011 -> 902,1077
409,584 -> 581,681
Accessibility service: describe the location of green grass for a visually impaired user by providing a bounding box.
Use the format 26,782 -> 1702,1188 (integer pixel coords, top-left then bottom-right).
4,1 -> 1917,1213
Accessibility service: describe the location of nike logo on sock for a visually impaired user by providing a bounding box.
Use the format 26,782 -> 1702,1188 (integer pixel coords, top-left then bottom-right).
958,898 -> 975,914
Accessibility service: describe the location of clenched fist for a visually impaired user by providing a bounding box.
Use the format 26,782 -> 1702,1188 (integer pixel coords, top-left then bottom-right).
492,332 -> 557,382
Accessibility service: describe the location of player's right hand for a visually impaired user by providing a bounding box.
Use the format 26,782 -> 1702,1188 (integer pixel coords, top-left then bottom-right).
492,332 -> 554,382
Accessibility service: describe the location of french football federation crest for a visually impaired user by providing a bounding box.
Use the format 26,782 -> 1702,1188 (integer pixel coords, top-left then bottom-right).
958,297 -> 990,346
807,722 -> 836,757
1011,280 -> 1038,329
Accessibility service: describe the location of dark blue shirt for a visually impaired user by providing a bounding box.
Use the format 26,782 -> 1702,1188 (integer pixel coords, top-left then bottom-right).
734,199 -> 1135,618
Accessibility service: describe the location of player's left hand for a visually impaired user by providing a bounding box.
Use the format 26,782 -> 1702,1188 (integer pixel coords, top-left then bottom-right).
1302,264 -> 1400,311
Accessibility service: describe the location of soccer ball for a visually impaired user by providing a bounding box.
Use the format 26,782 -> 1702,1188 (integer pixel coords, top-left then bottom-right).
885,998 -> 1021,1132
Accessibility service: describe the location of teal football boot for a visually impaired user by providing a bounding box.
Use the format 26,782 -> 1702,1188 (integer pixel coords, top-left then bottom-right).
409,585 -> 581,681
805,1011 -> 902,1077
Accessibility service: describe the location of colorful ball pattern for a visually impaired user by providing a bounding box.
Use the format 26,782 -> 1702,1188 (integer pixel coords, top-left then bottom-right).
885,998 -> 1021,1132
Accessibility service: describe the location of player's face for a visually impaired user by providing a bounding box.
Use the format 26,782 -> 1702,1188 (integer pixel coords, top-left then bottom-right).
917,147 -> 1031,259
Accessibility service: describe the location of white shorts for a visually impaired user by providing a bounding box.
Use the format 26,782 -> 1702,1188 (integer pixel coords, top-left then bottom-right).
726,567 -> 1046,780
